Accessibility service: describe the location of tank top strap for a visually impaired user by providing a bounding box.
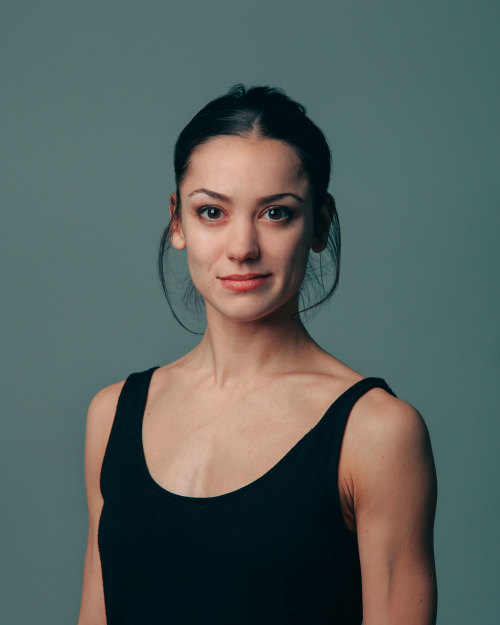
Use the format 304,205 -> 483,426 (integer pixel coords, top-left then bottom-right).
324,376 -> 398,493
100,366 -> 160,501
328,376 -> 397,440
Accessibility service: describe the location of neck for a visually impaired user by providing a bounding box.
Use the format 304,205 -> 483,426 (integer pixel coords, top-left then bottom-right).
188,298 -> 316,389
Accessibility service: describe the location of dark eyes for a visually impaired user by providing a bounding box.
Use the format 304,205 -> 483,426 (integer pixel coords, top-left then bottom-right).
265,206 -> 290,221
196,205 -> 292,222
198,206 -> 223,220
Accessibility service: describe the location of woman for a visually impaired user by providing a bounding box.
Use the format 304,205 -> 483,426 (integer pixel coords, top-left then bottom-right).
78,84 -> 437,625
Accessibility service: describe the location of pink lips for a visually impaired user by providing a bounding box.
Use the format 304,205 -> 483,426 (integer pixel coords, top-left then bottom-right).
218,273 -> 271,292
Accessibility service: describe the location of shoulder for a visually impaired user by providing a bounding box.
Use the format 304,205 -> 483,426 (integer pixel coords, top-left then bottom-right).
343,385 -> 436,510
83,377 -> 127,501
85,378 -> 127,445
349,386 -> 432,460
297,349 -> 429,447
85,366 -> 162,458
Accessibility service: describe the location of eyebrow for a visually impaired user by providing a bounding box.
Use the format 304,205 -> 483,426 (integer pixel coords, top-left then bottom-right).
187,188 -> 305,204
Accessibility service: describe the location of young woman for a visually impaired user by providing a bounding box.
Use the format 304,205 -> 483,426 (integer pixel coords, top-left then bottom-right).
78,85 -> 437,625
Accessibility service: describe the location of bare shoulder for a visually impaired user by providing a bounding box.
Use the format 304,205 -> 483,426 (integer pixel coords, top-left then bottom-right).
299,348 -> 429,449
348,387 -> 432,458
85,378 -> 127,450
342,386 -> 437,507
84,378 -> 127,503
300,351 -> 435,495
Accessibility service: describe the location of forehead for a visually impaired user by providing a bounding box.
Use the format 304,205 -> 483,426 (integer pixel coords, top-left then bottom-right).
181,135 -> 310,199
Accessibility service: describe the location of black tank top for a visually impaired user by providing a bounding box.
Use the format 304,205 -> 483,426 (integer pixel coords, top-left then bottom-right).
98,366 -> 397,624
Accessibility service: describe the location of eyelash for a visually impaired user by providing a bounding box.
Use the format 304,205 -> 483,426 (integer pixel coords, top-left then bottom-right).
196,205 -> 293,223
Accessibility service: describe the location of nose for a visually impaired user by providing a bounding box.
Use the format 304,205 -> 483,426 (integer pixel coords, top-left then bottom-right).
225,217 -> 260,263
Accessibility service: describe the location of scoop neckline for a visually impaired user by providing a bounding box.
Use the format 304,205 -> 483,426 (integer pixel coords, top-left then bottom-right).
138,367 -> 380,504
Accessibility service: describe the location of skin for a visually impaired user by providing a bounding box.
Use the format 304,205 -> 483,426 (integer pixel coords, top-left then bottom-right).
78,134 -> 437,624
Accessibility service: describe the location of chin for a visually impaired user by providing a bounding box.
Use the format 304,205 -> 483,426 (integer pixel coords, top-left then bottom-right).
194,277 -> 302,323
206,294 -> 299,324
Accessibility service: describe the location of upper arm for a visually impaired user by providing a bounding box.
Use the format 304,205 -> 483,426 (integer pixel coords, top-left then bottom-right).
77,380 -> 125,625
350,391 -> 438,625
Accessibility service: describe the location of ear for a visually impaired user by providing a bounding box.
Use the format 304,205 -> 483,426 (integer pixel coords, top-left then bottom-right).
311,193 -> 335,253
169,192 -> 186,250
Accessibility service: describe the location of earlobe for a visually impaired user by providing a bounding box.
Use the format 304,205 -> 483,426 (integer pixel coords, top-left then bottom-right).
171,228 -> 186,250
311,193 -> 335,253
169,192 -> 186,250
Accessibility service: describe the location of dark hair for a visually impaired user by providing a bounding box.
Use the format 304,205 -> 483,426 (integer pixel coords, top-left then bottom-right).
158,83 -> 340,332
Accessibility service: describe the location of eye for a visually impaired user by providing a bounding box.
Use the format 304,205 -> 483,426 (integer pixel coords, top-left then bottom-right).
264,206 -> 292,222
197,205 -> 223,220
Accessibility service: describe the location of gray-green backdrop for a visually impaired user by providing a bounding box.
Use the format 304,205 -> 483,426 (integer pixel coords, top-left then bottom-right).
2,1 -> 498,623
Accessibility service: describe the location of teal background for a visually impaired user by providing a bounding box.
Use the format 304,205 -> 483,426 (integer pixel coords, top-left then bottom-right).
1,1 -> 498,623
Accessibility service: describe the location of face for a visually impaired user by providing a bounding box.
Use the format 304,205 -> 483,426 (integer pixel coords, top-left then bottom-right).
170,135 -> 326,323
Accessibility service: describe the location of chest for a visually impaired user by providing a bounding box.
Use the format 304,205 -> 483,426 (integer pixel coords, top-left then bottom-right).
141,389 -> 355,528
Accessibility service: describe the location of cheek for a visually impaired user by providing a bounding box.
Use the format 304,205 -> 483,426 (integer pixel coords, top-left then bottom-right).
266,227 -> 312,273
185,246 -> 209,277
183,231 -> 222,286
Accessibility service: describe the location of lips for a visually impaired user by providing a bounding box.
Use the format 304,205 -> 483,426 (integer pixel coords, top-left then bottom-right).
220,273 -> 271,280
218,273 -> 271,292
